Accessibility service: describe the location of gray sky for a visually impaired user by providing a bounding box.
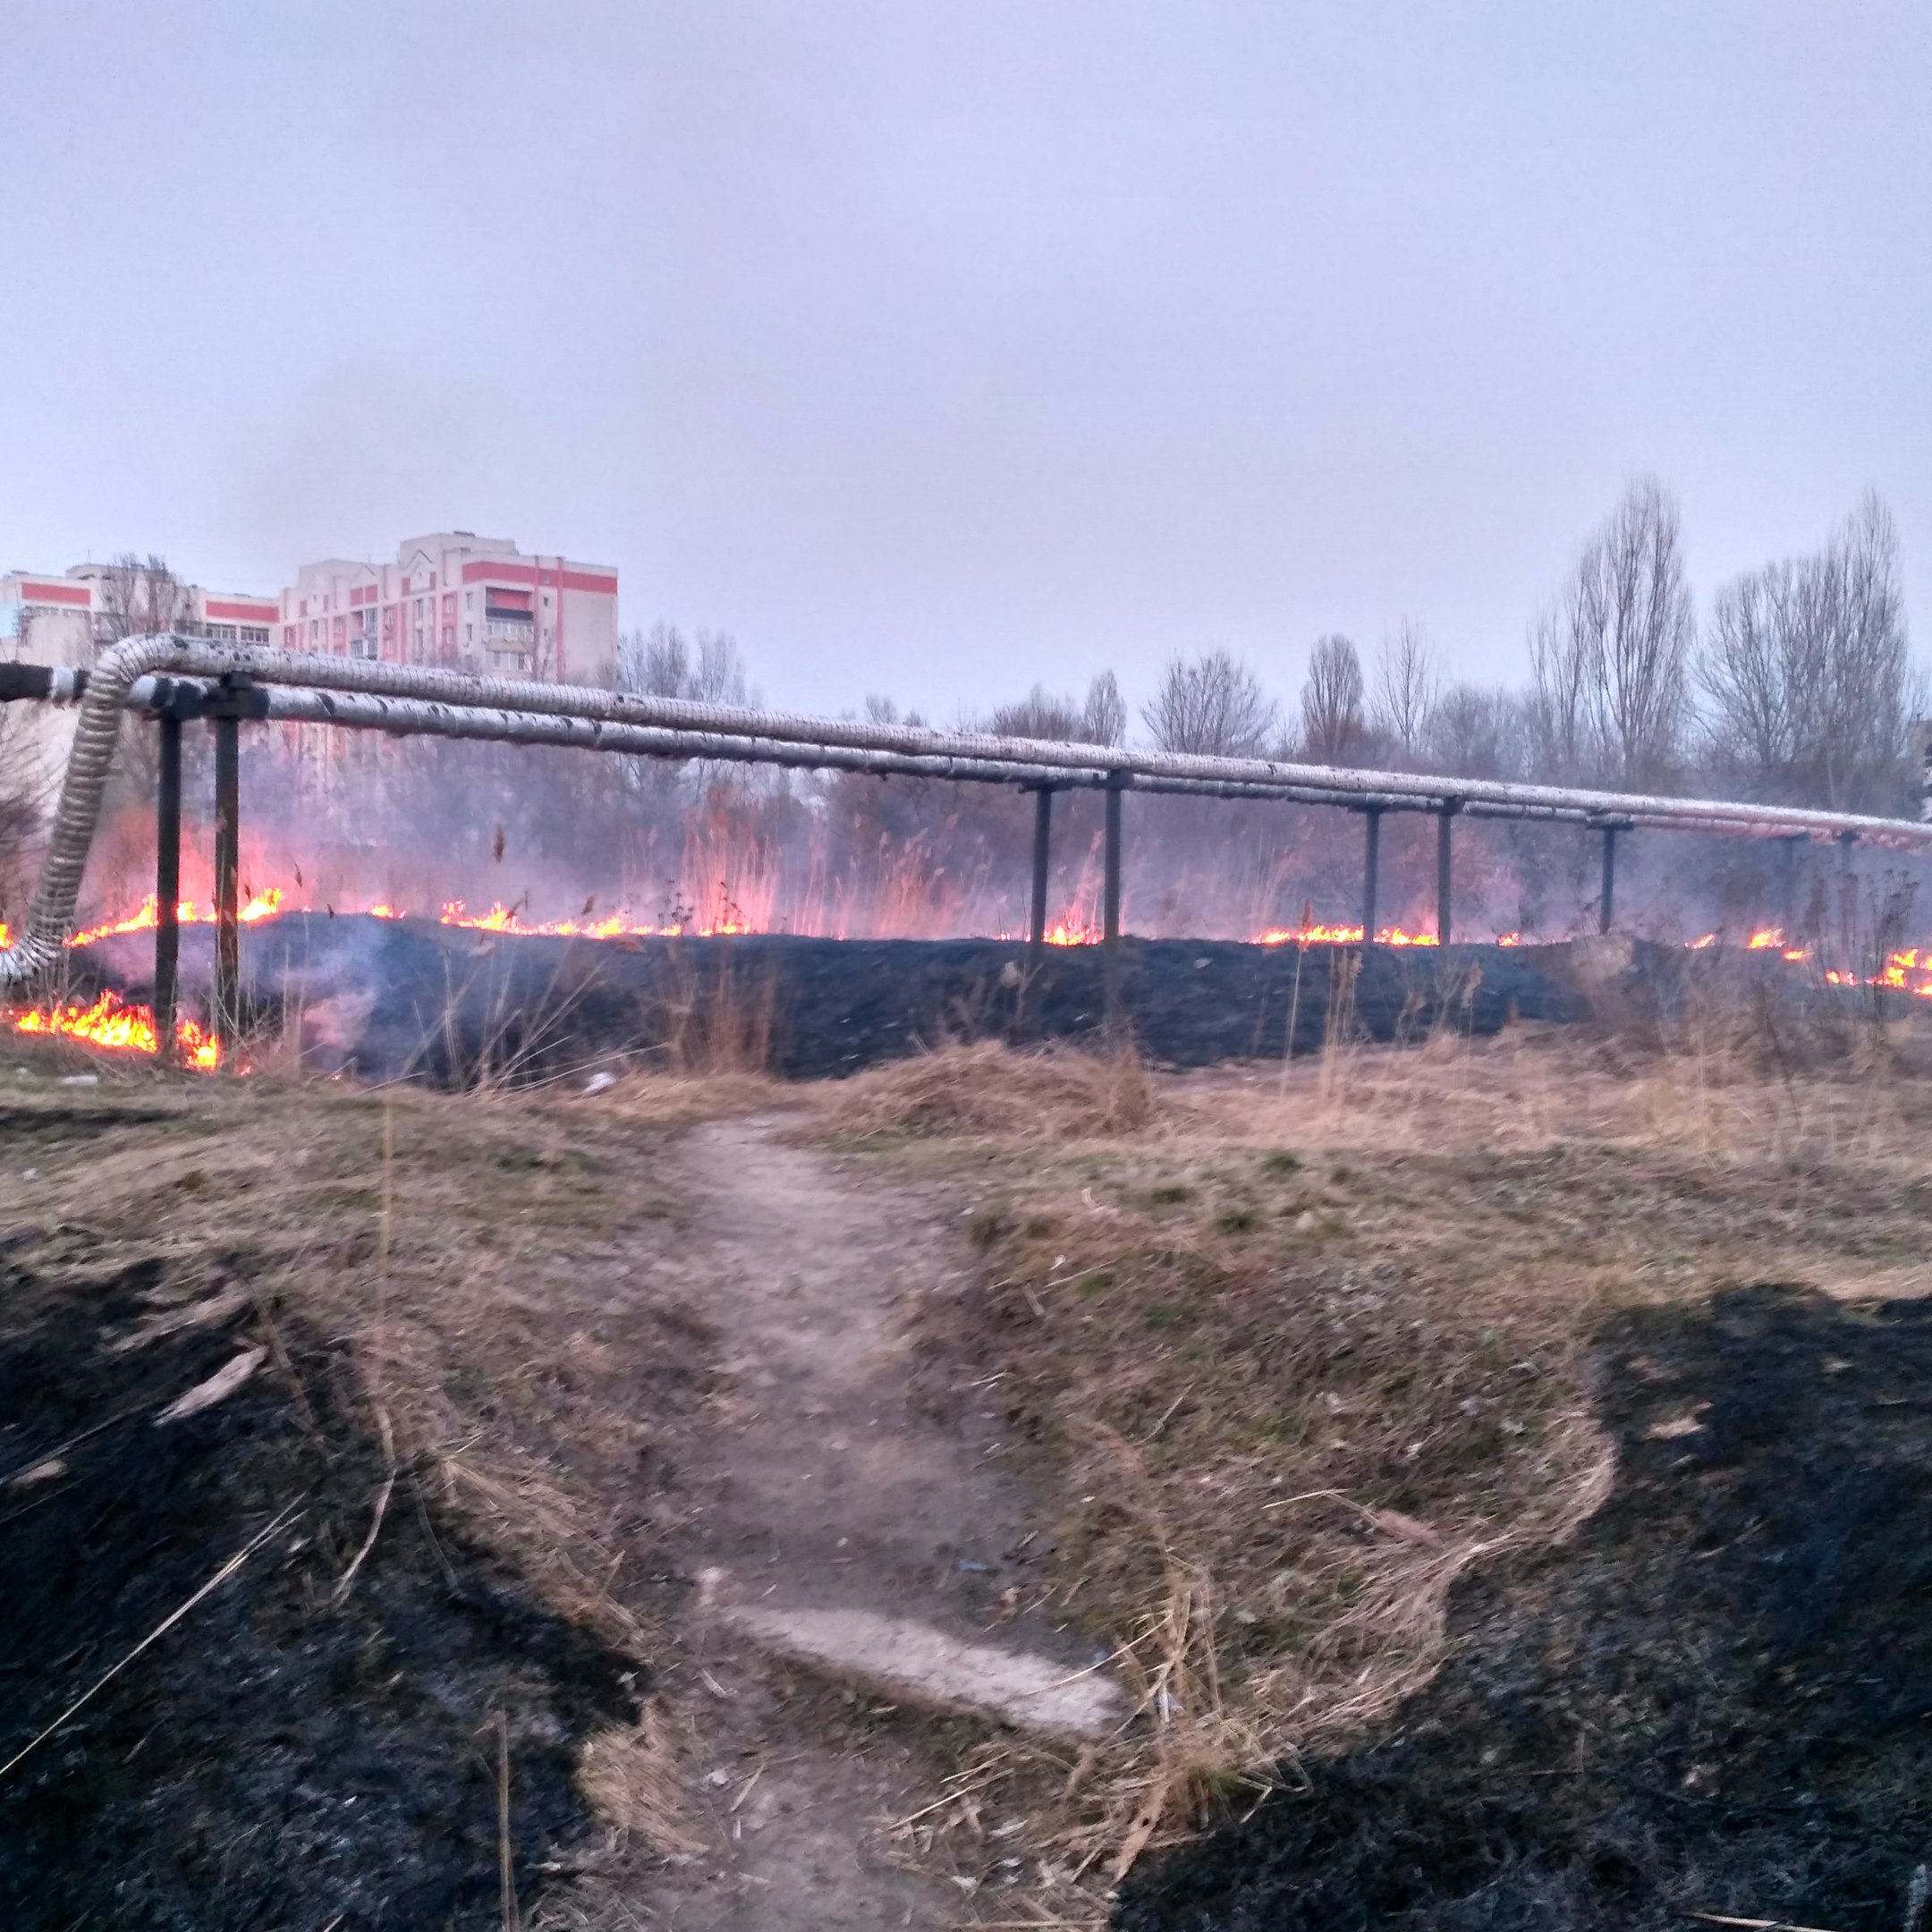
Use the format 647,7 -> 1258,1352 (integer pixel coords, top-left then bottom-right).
1,1 -> 1925,721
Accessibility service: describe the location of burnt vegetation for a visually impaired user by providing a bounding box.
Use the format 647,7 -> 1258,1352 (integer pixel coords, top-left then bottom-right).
1117,1284 -> 1932,1932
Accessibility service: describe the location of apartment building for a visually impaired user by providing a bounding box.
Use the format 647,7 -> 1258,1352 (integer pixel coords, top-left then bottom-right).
278,532 -> 619,682
0,564 -> 277,665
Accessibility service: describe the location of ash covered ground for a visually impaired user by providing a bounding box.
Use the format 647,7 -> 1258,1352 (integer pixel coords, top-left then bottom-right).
1117,1284 -> 1932,1932
73,915 -> 1578,1081
0,1228 -> 639,1932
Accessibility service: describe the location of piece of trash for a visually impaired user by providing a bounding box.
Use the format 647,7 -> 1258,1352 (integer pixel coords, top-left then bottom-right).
58,1073 -> 99,1088
580,1070 -> 619,1096
7,1457 -> 65,1489
20,1168 -> 38,1182
155,1348 -> 266,1425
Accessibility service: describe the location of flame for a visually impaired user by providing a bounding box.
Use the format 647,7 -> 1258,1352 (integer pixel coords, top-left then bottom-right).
1043,917 -> 1101,946
9,989 -> 221,1071
21,876 -> 1932,1081
66,888 -> 285,948
1253,923 -> 1440,946
433,898 -> 758,939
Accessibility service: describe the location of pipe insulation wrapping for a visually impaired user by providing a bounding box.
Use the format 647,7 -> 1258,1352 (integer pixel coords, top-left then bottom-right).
252,690 -> 1856,835
47,637 -> 1932,837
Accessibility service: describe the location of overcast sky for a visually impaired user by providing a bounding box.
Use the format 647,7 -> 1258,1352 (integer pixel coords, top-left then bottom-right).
0,2 -> 1925,721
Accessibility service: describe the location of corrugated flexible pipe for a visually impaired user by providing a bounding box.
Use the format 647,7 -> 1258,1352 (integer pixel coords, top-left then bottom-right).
1,633 -> 190,983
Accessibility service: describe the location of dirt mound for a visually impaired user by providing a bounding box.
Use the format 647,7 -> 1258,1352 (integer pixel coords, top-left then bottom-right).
0,1245 -> 640,1932
1115,1283 -> 1932,1932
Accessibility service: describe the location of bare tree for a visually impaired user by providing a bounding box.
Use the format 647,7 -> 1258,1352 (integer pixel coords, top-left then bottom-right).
984,671 -> 1123,745
617,623 -> 752,706
1526,604 -> 1593,781
0,698 -> 50,925
1371,621 -> 1437,766
1299,633 -> 1367,765
82,555 -> 199,810
986,683 -> 1082,741
1080,670 -> 1126,747
1531,479 -> 1692,787
93,553 -> 194,650
1142,648 -> 1279,758
1426,682 -> 1530,781
1699,493 -> 1915,812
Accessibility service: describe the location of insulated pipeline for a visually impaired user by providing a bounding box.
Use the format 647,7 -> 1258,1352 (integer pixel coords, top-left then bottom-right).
247,686 -> 1510,815
26,637 -> 1932,840
244,690 -> 1826,834
5,631 -> 1932,983
144,641 -> 1932,843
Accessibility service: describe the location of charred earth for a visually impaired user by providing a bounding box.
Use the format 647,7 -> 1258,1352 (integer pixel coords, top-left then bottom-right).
71,915 -> 1576,1083
1116,1284 -> 1932,1932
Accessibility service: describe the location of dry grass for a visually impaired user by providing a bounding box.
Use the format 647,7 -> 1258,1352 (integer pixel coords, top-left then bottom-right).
0,1046 -> 781,1909
15,990 -> 1932,1928
821,1038 -> 1153,1141
830,1016 -> 1932,1921
574,1702 -> 706,1858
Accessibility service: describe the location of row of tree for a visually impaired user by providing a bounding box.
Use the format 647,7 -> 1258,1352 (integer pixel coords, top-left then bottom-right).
1,483 -> 1916,946
1080,481 -> 1914,816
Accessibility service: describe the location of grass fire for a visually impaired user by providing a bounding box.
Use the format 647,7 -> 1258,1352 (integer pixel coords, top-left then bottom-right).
5,31 -> 1932,1923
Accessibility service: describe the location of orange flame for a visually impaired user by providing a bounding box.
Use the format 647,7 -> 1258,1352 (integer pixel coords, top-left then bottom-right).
1253,923 -> 1440,946
20,877 -> 1932,1080
432,898 -> 758,939
66,888 -> 285,949
9,990 -> 221,1071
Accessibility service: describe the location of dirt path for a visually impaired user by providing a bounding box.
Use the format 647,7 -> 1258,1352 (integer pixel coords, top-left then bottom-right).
634,1114 -> 1092,1930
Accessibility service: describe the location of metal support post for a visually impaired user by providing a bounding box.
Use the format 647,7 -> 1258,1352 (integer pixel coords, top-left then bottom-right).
1028,786 -> 1054,962
1435,805 -> 1456,946
1360,807 -> 1382,946
1599,824 -> 1618,934
1775,834 -> 1801,939
1836,828 -> 1858,963
213,712 -> 241,1062
1103,775 -> 1124,1024
154,713 -> 182,1062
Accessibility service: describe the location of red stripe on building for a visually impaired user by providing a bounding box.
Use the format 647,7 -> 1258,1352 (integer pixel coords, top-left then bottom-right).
20,581 -> 91,606
461,560 -> 616,597
205,599 -> 278,623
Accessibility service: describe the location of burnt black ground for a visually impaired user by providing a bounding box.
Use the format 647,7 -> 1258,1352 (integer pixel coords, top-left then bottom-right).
0,1242 -> 638,1932
1116,1284 -> 1932,1932
76,917 -> 1574,1083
